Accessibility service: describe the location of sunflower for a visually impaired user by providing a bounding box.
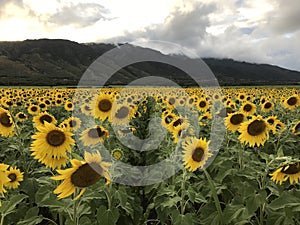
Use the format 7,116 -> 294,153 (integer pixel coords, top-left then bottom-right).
161,112 -> 177,130
182,137 -> 211,172
4,167 -> 23,189
81,103 -> 93,116
261,101 -> 274,112
240,101 -> 256,116
0,107 -> 14,137
80,126 -> 109,146
33,112 -> 57,128
112,148 -> 124,160
0,163 -> 10,196
111,103 -> 135,125
199,112 -> 212,126
225,112 -> 245,132
237,93 -> 247,101
61,117 -> 81,131
292,121 -> 300,134
39,101 -> 48,111
283,94 -> 300,110
31,122 -> 75,169
93,93 -> 114,121
273,121 -> 285,134
117,127 -> 136,137
64,101 -> 74,111
51,151 -> 111,200
265,116 -> 283,134
167,116 -> 189,133
270,162 -> 300,185
238,115 -> 269,147
196,98 -> 210,112
28,104 -> 40,115
171,122 -> 190,143
15,112 -> 28,122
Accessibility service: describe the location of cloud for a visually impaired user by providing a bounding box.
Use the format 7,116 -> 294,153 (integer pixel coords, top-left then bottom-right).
49,3 -> 110,27
105,2 -> 216,52
266,0 -> 300,34
103,0 -> 300,71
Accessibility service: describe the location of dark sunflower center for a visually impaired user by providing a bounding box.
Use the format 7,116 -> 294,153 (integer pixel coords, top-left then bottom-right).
98,99 -> 112,112
295,123 -> 300,132
192,147 -> 204,162
173,118 -> 183,127
39,115 -> 53,124
243,104 -> 252,112
84,105 -> 91,111
165,115 -> 174,124
31,106 -> 38,112
88,127 -> 106,139
69,120 -> 77,127
8,173 -> 17,182
115,106 -> 129,119
287,97 -> 297,106
189,98 -> 194,104
168,97 -> 175,105
71,162 -> 103,187
67,103 -> 73,108
267,118 -> 274,125
247,120 -> 266,136
282,163 -> 300,175
240,95 -> 245,100
264,102 -> 272,109
230,114 -> 244,125
199,101 -> 206,108
0,112 -> 13,127
18,113 -> 26,119
46,130 -> 66,146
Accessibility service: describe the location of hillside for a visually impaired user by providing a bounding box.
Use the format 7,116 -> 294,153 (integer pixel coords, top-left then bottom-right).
0,39 -> 299,86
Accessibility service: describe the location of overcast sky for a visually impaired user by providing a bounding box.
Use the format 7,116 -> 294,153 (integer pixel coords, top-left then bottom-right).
0,0 -> 300,71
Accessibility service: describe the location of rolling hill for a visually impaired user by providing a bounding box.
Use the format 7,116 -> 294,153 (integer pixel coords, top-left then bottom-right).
0,39 -> 299,86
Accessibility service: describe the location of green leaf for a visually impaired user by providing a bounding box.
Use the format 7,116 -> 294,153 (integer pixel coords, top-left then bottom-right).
268,191 -> 300,210
172,213 -> 194,225
0,194 -> 27,216
115,188 -> 128,208
96,205 -> 120,225
17,216 -> 44,225
79,216 -> 92,225
161,196 -> 181,208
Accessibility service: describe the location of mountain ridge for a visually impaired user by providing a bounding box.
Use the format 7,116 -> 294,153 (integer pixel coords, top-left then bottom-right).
0,39 -> 299,86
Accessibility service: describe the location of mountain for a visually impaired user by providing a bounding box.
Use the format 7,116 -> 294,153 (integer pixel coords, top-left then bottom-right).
0,39 -> 299,86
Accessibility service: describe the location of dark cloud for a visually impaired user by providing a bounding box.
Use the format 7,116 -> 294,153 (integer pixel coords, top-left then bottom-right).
49,3 -> 110,27
267,0 -> 300,34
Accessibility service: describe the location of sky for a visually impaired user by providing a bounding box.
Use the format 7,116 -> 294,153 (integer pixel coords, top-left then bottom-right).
0,0 -> 300,71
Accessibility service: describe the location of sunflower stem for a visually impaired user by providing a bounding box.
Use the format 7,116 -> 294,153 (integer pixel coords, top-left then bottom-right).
104,185 -> 112,210
238,143 -> 245,169
0,214 -> 4,225
180,168 -> 187,215
204,169 -> 224,225
73,197 -> 79,225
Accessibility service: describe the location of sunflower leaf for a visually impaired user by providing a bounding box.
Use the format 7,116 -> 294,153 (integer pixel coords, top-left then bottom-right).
0,194 -> 27,216
96,205 -> 120,225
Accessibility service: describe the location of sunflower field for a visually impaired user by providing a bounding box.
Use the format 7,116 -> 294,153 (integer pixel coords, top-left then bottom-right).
0,86 -> 299,225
